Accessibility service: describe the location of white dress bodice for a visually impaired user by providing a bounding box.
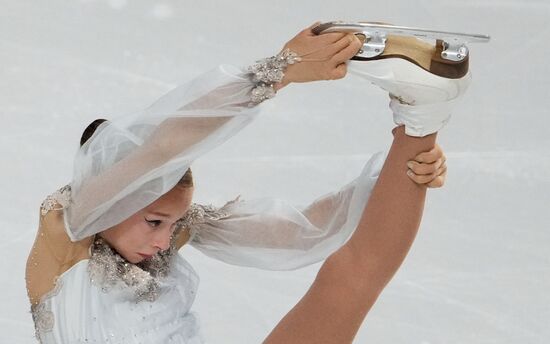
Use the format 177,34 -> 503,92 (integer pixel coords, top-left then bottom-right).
33,255 -> 203,344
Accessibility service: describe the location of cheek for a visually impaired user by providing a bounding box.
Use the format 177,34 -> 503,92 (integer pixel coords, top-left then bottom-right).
103,222 -> 151,255
121,224 -> 151,249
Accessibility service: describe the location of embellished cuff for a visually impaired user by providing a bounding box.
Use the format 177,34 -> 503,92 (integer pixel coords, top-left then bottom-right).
247,48 -> 301,105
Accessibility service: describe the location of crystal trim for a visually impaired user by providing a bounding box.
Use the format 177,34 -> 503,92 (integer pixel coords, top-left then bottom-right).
247,48 -> 301,105
88,200 -> 236,303
31,276 -> 63,340
40,185 -> 71,215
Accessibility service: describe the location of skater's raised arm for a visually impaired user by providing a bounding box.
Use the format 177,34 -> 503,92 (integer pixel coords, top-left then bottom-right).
64,24 -> 363,242
178,145 -> 445,270
64,66 -> 259,241
184,152 -> 384,269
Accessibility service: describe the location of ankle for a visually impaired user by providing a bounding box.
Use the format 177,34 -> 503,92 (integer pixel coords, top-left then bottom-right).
391,126 -> 404,137
392,125 -> 437,142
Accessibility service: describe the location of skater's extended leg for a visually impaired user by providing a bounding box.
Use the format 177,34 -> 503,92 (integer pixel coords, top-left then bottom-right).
264,23 -> 476,343
344,125 -> 437,293
263,126 -> 436,344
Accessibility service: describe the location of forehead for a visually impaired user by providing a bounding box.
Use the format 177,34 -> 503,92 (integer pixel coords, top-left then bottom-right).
145,186 -> 194,218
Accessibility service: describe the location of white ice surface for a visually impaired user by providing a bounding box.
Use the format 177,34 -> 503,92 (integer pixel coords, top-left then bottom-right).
1,0 -> 549,343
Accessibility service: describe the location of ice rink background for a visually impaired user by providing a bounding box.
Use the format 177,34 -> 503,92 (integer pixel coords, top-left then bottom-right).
1,0 -> 549,343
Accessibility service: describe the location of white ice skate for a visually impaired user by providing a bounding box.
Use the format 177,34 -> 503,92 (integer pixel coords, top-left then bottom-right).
313,21 -> 491,137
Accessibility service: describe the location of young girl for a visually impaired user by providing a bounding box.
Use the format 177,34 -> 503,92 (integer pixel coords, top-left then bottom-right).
26,22 -> 464,343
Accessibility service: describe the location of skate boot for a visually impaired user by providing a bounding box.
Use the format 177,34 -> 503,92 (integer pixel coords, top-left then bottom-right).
313,22 -> 490,137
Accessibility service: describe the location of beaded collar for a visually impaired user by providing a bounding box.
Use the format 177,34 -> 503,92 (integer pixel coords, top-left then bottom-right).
40,184 -> 236,303
88,236 -> 176,303
89,200 -> 235,302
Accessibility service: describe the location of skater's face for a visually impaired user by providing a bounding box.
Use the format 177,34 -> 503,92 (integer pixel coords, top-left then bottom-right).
99,185 -> 194,264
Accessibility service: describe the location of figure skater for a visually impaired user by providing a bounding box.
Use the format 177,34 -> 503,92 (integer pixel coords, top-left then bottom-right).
26,21 -> 465,343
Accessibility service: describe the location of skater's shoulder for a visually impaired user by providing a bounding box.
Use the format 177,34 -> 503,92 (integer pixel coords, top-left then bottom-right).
38,184 -> 74,243
40,184 -> 71,216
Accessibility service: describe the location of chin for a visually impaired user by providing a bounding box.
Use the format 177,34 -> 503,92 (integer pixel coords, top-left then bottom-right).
132,257 -> 145,264
121,253 -> 142,264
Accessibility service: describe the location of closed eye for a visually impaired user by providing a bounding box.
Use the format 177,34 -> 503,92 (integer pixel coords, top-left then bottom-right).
145,218 -> 162,228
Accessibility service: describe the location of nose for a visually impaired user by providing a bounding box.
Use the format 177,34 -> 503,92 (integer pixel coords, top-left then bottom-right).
152,229 -> 171,251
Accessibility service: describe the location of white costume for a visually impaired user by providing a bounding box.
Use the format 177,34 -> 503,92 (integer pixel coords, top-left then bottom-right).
28,60 -> 386,343
28,39 -> 471,342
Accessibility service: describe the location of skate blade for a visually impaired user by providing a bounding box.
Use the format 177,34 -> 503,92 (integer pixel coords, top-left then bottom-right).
312,21 -> 490,62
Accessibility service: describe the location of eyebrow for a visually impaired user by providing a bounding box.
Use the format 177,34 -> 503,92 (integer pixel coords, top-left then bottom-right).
148,211 -> 172,218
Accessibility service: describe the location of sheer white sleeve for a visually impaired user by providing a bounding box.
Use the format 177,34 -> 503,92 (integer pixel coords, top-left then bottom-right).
65,64 -> 274,241
188,151 -> 386,271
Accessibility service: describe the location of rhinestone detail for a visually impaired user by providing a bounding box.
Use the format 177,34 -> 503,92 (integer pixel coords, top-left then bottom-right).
40,184 -> 71,215
31,276 -> 63,340
247,48 -> 301,105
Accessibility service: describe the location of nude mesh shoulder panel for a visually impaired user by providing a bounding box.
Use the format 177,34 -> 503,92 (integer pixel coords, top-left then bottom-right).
26,186 -> 92,308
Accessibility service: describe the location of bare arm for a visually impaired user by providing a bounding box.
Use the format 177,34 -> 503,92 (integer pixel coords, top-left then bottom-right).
263,126 -> 436,343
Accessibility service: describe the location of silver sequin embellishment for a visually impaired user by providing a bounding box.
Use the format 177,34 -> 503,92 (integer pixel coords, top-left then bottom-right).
88,236 -> 173,303
31,276 -> 63,339
88,199 -> 236,303
174,200 -> 235,232
40,184 -> 71,215
247,49 -> 301,105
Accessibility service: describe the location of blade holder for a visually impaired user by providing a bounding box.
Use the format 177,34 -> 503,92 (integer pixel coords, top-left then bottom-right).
440,41 -> 469,62
357,30 -> 469,62
357,31 -> 387,58
313,22 -> 490,63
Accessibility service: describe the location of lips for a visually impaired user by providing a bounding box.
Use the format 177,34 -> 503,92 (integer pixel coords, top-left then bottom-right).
138,253 -> 154,259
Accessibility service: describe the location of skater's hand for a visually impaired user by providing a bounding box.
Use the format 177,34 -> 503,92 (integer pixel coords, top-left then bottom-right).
406,144 -> 448,188
274,22 -> 363,90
